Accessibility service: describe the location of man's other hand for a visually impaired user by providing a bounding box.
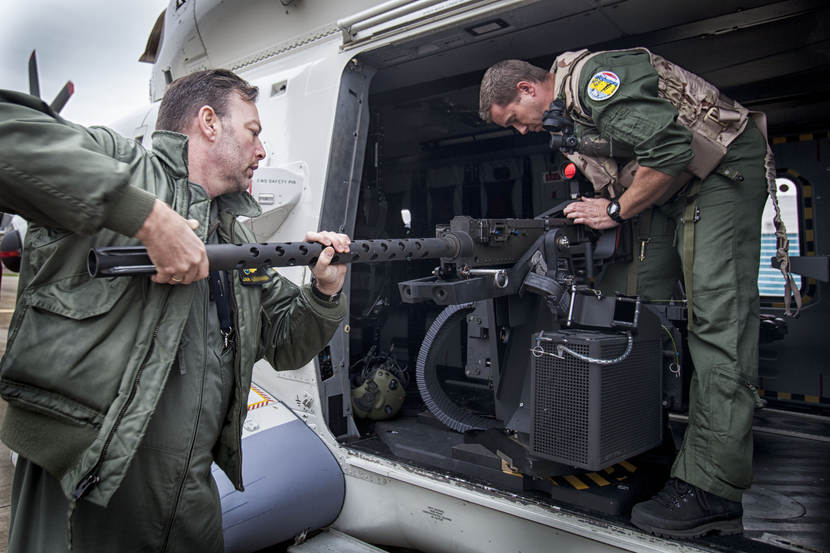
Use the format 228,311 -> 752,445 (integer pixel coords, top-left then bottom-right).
563,197 -> 619,230
135,199 -> 208,285
305,230 -> 350,295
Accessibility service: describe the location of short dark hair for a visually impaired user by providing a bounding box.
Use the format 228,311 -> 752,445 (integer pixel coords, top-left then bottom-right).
479,60 -> 549,122
156,69 -> 259,132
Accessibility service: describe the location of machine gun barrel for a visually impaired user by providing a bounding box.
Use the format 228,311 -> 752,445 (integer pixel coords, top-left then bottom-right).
88,237 -> 459,277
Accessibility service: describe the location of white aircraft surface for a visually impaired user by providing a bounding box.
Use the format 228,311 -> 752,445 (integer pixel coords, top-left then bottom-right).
3,1 -> 829,552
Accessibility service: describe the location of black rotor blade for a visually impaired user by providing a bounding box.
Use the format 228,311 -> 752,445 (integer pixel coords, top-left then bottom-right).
28,50 -> 41,98
50,81 -> 75,113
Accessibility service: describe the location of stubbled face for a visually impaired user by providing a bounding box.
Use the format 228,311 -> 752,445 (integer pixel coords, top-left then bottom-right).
489,85 -> 548,134
214,93 -> 266,195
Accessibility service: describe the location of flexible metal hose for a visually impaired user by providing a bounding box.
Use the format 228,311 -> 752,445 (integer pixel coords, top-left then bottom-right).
416,303 -> 501,433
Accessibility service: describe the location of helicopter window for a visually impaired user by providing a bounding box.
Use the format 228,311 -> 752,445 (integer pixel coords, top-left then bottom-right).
758,176 -> 801,297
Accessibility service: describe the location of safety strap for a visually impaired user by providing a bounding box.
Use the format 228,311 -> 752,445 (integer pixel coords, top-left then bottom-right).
749,111 -> 801,317
209,270 -> 234,349
206,216 -> 235,348
746,111 -> 800,316
764,145 -> 802,317
681,180 -> 701,329
626,208 -> 653,296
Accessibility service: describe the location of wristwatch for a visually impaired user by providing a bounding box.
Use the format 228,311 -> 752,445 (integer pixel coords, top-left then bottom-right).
606,199 -> 625,223
311,277 -> 342,303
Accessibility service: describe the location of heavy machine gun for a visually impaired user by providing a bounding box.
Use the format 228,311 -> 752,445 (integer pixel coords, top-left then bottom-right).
88,209 -> 625,288
89,208 -> 644,340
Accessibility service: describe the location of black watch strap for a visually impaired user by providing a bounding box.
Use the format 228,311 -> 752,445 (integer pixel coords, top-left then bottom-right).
606,199 -> 625,223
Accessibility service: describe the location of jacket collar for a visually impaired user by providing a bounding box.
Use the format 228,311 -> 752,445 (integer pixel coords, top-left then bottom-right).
151,131 -> 189,179
217,190 -> 262,219
150,130 -> 261,219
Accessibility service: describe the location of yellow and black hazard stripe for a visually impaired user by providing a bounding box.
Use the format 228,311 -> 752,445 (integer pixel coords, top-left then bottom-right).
771,131 -> 830,145
758,388 -> 830,407
500,459 -> 523,477
543,461 -> 638,490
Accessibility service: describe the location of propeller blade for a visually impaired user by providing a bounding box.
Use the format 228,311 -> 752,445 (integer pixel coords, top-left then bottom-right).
28,50 -> 41,98
50,81 -> 75,113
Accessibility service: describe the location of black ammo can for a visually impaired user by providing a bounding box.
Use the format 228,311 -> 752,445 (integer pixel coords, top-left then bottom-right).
529,329 -> 662,470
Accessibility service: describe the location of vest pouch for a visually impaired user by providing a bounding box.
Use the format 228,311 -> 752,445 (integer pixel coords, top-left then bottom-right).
686,128 -> 727,180
564,152 -> 621,196
1,275 -> 141,418
618,160 -> 639,189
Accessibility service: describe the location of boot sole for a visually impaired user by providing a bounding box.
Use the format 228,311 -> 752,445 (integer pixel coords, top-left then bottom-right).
632,517 -> 743,539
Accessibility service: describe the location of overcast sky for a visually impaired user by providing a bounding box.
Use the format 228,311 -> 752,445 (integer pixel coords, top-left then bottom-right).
0,0 -> 169,126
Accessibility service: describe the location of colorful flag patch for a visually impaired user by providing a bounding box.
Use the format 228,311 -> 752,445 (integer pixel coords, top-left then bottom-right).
587,71 -> 621,101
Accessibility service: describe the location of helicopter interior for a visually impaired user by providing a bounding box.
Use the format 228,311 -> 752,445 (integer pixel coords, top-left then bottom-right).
315,1 -> 829,551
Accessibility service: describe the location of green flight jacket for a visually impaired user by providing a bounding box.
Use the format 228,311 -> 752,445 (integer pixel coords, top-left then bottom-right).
575,50 -> 695,177
0,90 -> 346,507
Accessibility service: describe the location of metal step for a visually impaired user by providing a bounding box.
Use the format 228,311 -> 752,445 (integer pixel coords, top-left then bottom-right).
288,529 -> 389,553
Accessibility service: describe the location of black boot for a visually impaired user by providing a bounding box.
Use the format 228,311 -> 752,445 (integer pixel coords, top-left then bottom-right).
631,478 -> 743,538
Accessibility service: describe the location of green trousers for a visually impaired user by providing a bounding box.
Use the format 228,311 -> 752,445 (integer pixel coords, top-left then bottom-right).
599,122 -> 769,502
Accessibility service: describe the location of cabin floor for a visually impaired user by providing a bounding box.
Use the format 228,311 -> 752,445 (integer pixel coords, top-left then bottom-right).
351,404 -> 830,553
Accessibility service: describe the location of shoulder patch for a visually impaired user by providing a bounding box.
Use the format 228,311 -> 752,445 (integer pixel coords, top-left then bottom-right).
587,71 -> 621,102
239,266 -> 278,286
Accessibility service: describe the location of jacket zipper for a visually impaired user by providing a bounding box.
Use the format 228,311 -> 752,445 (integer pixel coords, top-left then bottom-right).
72,293 -> 171,500
229,217 -> 244,490
159,283 -> 210,552
230,281 -> 243,489
159,183 -> 204,550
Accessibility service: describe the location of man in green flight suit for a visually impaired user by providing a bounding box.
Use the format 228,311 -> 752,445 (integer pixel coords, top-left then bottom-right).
0,69 -> 349,551
479,49 -> 771,538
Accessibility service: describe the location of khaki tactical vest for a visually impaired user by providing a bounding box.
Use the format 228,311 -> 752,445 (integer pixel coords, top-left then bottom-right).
551,48 -> 749,199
